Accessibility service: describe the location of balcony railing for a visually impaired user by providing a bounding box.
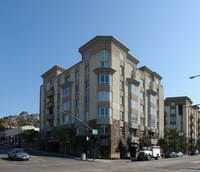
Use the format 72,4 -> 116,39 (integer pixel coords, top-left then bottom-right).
190,115 -> 194,119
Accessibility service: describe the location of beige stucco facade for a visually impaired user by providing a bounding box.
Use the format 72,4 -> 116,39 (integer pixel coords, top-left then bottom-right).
40,36 -> 164,158
164,97 -> 200,142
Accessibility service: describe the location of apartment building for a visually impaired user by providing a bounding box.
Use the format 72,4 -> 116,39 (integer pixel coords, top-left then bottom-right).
165,97 -> 200,143
40,36 -> 164,158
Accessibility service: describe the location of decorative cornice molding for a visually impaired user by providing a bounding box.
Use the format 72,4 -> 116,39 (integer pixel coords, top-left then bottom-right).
93,67 -> 116,75
127,78 -> 140,86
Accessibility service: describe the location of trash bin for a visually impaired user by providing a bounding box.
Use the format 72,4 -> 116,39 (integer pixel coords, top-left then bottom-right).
81,153 -> 86,160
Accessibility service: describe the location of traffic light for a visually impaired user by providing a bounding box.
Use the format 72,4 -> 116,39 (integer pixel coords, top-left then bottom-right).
90,135 -> 97,144
178,104 -> 183,115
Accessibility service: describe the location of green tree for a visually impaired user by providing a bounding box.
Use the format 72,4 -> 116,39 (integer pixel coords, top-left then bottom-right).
138,135 -> 152,149
158,137 -> 170,155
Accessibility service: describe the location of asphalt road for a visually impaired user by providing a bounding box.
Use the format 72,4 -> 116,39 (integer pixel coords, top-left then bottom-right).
0,147 -> 200,172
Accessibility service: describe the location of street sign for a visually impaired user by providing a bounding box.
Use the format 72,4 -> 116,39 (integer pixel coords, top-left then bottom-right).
92,129 -> 98,135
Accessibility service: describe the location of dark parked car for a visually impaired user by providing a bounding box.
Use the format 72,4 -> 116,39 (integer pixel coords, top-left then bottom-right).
165,152 -> 177,158
191,150 -> 199,156
8,148 -> 29,160
0,141 -> 7,146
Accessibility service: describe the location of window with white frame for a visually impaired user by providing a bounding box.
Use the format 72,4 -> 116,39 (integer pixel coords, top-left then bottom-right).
131,84 -> 138,95
97,108 -> 113,118
120,81 -> 123,90
170,116 -> 176,122
150,107 -> 156,115
63,88 -> 70,98
119,66 -> 124,76
131,99 -> 138,109
85,111 -> 89,121
140,104 -> 144,113
140,92 -> 144,100
85,96 -> 89,106
76,72 -> 80,80
97,91 -> 112,102
147,76 -> 151,83
120,111 -> 124,120
131,113 -> 138,122
101,50 -> 109,67
85,66 -> 90,75
63,115 -> 69,124
100,125 -> 109,134
85,80 -> 89,90
120,96 -> 124,106
170,109 -> 176,114
150,119 -> 155,126
140,79 -> 144,87
150,94 -> 156,103
97,74 -> 112,85
62,102 -> 70,111
140,117 -> 145,126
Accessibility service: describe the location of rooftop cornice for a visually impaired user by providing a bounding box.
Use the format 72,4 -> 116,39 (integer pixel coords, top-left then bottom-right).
127,53 -> 140,65
139,66 -> 162,80
165,96 -> 193,104
41,65 -> 66,78
79,36 -> 130,54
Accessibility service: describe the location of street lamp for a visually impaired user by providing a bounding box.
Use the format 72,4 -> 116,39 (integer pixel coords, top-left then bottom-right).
86,136 -> 89,160
189,74 -> 200,79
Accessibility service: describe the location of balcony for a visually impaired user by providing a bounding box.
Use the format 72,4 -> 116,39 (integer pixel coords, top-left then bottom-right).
147,82 -> 157,96
190,121 -> 194,126
97,118 -> 113,125
46,87 -> 54,97
191,129 -> 194,133
129,136 -> 139,143
129,122 -> 138,129
46,101 -> 54,109
45,113 -> 54,120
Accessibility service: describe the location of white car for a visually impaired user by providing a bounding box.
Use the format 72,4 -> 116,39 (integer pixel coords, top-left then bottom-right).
175,151 -> 183,157
8,148 -> 29,160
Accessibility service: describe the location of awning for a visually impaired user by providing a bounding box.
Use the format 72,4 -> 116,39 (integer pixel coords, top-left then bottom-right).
120,138 -> 128,147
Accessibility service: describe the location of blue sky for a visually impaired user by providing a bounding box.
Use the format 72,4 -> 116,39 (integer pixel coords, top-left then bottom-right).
0,0 -> 200,118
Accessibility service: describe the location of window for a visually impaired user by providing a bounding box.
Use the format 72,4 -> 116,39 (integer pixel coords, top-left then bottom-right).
171,102 -> 175,106
45,80 -> 47,85
85,111 -> 89,121
85,96 -> 89,106
128,64 -> 133,72
140,105 -> 144,113
97,108 -> 113,118
76,113 -> 79,119
85,66 -> 90,75
85,53 -> 90,60
120,53 -> 124,60
76,99 -> 79,108
131,99 -> 138,109
85,81 -> 89,90
170,109 -> 176,114
120,112 -> 124,120
97,74 -> 112,85
150,119 -> 155,126
120,96 -> 124,106
76,85 -> 79,94
131,129 -> 137,137
119,66 -> 124,75
140,92 -> 144,100
170,116 -> 176,122
131,84 -> 138,95
63,88 -> 70,98
150,95 -> 156,103
131,113 -> 138,122
120,81 -> 123,90
63,115 -> 69,124
140,79 -> 144,88
66,77 -> 71,82
62,102 -> 70,111
97,91 -> 112,102
140,117 -> 145,126
100,125 -> 109,134
147,77 -> 151,83
76,72 -> 80,80
101,50 -> 109,67
51,77 -> 55,85
150,107 -> 156,115
170,124 -> 176,129
120,127 -> 124,135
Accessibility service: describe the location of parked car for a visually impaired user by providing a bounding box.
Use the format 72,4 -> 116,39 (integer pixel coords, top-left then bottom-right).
8,148 -> 29,160
165,152 -> 177,158
191,150 -> 199,156
0,141 -> 7,146
175,151 -> 183,157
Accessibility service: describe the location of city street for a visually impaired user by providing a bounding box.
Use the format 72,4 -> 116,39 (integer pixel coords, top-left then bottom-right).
0,147 -> 200,172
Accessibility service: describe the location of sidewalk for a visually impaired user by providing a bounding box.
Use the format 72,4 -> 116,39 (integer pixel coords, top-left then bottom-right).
22,147 -> 132,163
